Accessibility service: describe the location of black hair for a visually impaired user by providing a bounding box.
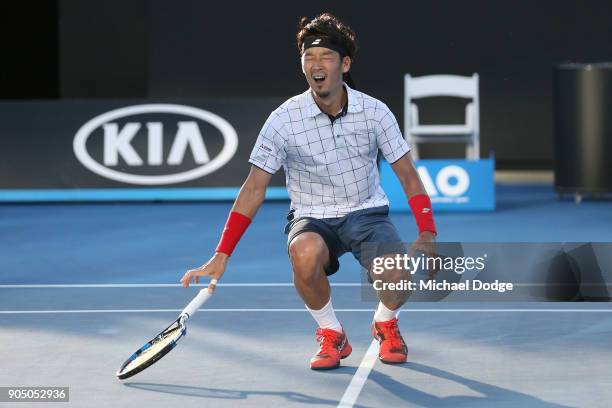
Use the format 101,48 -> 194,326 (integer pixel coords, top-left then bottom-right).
296,13 -> 358,88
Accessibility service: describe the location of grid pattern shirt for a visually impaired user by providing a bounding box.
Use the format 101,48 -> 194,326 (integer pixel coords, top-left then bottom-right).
249,84 -> 410,219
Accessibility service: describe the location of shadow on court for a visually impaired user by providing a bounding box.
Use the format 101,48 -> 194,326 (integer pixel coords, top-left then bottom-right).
123,381 -> 374,408
368,362 -> 572,408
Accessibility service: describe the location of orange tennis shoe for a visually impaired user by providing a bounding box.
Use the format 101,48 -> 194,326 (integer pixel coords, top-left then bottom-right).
372,318 -> 408,364
310,327 -> 352,370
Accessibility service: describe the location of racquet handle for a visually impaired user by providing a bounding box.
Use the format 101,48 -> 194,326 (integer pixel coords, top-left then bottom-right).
180,284 -> 214,318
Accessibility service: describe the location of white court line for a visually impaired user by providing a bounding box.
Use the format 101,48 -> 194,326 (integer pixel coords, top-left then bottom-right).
338,309 -> 403,408
3,283 -> 608,288
0,309 -> 368,314
0,283 -> 362,288
338,339 -> 379,408
1,308 -> 612,314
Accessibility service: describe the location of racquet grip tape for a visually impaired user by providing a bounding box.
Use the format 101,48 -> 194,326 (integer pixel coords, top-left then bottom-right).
181,286 -> 214,318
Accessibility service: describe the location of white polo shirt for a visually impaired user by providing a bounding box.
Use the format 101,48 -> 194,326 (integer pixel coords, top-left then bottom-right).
249,84 -> 410,219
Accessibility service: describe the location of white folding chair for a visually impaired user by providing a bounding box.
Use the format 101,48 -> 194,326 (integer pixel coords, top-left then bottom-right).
404,74 -> 480,160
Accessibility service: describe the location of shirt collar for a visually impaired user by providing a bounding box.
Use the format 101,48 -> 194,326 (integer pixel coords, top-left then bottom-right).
305,82 -> 362,118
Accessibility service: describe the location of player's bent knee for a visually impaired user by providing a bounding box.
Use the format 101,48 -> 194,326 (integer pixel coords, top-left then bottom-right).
289,233 -> 328,272
289,233 -> 326,262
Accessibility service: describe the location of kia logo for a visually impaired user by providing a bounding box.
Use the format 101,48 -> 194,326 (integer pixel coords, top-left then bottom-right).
73,104 -> 238,185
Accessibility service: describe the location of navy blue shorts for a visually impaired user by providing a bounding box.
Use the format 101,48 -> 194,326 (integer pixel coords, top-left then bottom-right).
284,205 -> 407,276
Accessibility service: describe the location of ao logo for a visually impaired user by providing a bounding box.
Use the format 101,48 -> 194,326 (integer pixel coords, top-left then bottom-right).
73,104 -> 238,185
418,165 -> 470,197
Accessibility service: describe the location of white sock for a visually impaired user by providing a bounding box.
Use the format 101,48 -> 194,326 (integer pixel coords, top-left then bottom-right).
374,301 -> 399,322
306,298 -> 342,332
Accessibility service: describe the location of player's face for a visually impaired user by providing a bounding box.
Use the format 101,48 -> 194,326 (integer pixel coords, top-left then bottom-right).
302,47 -> 351,99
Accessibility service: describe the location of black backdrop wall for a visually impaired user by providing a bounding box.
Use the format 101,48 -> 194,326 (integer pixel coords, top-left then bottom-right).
3,0 -> 611,169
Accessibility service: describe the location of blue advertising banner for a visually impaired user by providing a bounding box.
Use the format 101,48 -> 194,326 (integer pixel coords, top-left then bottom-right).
380,158 -> 495,211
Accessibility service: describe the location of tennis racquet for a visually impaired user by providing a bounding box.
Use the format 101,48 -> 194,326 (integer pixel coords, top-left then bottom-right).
116,281 -> 216,380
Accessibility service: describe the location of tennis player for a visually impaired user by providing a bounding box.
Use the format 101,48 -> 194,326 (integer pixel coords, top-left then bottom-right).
181,13 -> 437,370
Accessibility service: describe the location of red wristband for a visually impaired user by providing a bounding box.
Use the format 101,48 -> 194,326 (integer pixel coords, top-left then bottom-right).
408,194 -> 437,235
215,211 -> 252,256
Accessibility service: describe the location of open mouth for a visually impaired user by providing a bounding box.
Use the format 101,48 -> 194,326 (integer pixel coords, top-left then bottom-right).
312,73 -> 326,84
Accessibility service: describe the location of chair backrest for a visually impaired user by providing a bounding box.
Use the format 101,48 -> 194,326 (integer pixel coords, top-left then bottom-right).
403,73 -> 481,160
405,74 -> 479,99
404,74 -> 480,131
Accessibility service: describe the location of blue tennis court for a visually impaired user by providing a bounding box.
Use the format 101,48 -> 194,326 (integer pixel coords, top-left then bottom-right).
1,184 -> 611,407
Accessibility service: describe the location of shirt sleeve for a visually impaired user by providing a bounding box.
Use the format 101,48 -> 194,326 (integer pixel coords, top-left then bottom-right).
248,110 -> 288,174
374,103 -> 411,164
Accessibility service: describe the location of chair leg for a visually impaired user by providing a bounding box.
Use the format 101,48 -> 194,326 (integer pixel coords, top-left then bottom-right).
467,141 -> 478,160
473,134 -> 480,160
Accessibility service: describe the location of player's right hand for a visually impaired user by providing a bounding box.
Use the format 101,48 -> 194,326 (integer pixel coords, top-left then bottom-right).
410,232 -> 438,280
180,252 -> 228,292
